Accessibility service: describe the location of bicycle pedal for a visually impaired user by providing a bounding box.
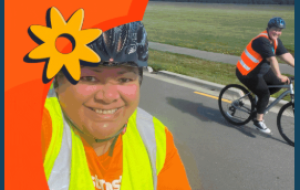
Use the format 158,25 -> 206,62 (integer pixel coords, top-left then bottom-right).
226,111 -> 235,118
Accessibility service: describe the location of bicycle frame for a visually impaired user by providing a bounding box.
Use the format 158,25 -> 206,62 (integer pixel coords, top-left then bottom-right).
264,89 -> 290,114
231,82 -> 294,115
225,81 -> 294,119
263,82 -> 294,114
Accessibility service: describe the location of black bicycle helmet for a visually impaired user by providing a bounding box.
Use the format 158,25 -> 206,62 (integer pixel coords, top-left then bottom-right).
89,21 -> 148,67
268,17 -> 286,29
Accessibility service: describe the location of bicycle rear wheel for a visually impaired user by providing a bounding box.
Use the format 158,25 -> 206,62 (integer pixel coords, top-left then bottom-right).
218,84 -> 255,126
277,102 -> 294,147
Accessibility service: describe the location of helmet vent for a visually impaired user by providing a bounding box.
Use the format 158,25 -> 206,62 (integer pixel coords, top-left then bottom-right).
126,44 -> 136,55
103,28 -> 115,54
117,25 -> 128,53
94,37 -> 109,57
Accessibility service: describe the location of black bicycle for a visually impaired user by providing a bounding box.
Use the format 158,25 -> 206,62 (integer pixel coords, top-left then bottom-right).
218,77 -> 295,147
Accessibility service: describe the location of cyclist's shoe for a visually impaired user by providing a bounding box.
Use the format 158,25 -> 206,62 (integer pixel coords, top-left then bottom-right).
253,120 -> 271,134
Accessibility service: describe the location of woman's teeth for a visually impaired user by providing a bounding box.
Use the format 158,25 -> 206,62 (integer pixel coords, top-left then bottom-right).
93,108 -> 118,114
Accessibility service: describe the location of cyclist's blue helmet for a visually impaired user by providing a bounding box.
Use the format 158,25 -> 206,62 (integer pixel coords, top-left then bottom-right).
268,17 -> 286,29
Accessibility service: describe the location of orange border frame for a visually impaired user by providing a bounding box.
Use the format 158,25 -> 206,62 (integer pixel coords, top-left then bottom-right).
4,0 -> 148,189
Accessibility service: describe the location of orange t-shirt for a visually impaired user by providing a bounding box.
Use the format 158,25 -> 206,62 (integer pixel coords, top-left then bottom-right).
42,108 -> 191,190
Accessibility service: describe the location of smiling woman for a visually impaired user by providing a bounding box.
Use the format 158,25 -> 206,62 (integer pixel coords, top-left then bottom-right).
56,65 -> 141,141
41,21 -> 191,190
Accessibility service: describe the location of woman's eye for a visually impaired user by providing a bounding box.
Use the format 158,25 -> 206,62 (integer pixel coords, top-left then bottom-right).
119,78 -> 133,83
81,76 -> 97,82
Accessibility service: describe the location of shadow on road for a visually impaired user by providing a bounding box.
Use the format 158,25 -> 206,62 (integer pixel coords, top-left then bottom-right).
166,97 -> 289,146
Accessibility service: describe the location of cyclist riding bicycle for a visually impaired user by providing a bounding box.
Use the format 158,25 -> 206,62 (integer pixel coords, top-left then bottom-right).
235,17 -> 294,134
42,22 -> 191,189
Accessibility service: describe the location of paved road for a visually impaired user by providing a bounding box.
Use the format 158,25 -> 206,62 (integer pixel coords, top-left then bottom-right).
149,42 -> 294,75
139,72 -> 294,190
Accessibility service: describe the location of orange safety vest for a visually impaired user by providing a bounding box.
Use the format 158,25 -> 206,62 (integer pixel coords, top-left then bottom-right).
237,30 -> 278,75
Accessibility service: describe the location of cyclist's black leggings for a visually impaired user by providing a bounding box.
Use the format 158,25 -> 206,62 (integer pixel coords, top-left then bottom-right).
236,68 -> 283,114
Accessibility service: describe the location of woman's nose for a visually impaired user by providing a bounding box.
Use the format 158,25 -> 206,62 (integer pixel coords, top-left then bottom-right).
94,84 -> 120,103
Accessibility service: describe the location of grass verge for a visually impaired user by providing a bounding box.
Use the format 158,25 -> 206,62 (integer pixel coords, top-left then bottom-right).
143,2 -> 294,56
148,49 -> 293,101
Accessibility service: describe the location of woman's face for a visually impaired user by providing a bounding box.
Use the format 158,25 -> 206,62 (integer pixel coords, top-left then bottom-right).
55,65 -> 140,139
268,27 -> 282,41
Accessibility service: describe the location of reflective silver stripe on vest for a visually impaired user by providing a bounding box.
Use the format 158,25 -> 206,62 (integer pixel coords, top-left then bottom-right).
48,80 -> 57,98
47,88 -> 56,98
48,111 -> 72,190
239,59 -> 250,71
136,107 -> 157,189
244,49 -> 259,63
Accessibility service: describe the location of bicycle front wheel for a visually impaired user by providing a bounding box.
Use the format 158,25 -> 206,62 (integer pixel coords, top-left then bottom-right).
277,102 -> 294,147
218,84 -> 255,126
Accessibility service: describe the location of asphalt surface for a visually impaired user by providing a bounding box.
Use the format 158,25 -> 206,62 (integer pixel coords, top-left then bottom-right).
149,42 -> 294,76
139,72 -> 294,190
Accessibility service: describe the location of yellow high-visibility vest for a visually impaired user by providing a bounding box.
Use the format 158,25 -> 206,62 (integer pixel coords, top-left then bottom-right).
43,96 -> 167,190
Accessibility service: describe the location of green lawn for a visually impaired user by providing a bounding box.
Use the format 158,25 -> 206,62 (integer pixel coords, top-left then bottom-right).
143,2 -> 294,56
148,49 -> 241,85
148,49 -> 293,101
